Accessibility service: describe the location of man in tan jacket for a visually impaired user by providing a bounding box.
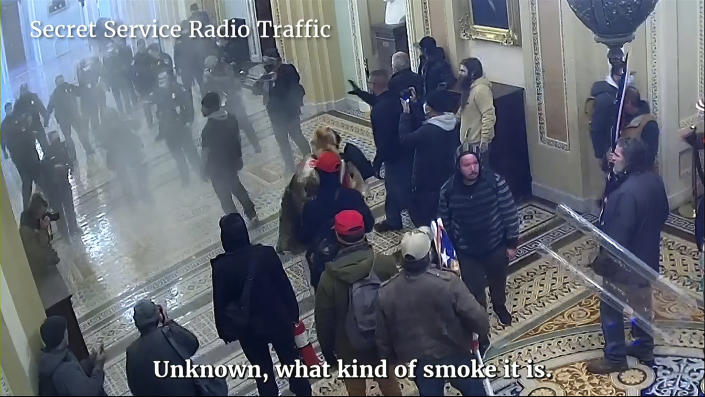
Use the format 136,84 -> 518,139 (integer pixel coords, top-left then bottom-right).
457,58 -> 496,161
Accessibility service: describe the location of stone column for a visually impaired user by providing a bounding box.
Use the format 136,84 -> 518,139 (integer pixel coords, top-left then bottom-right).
1,174 -> 46,395
270,0 -> 346,115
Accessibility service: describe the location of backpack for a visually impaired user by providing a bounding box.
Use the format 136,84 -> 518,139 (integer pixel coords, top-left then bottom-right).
345,255 -> 381,351
224,258 -> 256,331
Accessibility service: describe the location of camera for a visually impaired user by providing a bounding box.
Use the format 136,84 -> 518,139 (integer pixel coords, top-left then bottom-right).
45,211 -> 60,222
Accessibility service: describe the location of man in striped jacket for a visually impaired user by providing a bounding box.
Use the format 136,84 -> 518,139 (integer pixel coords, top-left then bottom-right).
438,145 -> 520,326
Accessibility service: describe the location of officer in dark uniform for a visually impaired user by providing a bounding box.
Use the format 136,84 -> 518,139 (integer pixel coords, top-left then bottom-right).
103,39 -> 135,114
148,43 -> 175,76
13,84 -> 49,150
47,74 -> 95,160
132,39 -> 158,128
1,102 -> 14,158
149,70 -> 200,185
42,130 -> 80,238
6,112 -> 42,209
77,57 -> 106,134
202,55 -> 261,152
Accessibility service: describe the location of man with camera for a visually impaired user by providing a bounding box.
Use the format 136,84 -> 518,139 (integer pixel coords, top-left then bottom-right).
125,300 -> 201,396
19,193 -> 60,277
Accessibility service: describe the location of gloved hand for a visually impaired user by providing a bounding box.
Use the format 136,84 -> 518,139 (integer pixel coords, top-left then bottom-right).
347,79 -> 363,96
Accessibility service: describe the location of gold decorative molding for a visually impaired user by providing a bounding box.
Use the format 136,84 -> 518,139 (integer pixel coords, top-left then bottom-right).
459,0 -> 521,46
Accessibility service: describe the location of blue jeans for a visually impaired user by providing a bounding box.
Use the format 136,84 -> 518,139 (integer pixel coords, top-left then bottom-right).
384,158 -> 412,228
413,355 -> 486,396
600,282 -> 654,363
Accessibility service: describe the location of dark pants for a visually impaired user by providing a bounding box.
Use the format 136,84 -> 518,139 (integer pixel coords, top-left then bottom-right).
600,281 -> 654,363
210,168 -> 256,216
271,116 -> 310,172
164,130 -> 200,185
58,117 -> 94,157
413,355 -> 485,396
384,158 -> 411,228
228,96 -> 260,151
457,247 -> 508,309
46,182 -> 79,236
111,84 -> 134,114
240,331 -> 312,396
82,107 -> 100,136
409,189 -> 441,227
16,163 -> 40,210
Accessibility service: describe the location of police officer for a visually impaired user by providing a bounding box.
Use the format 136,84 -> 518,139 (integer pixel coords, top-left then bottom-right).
132,39 -> 158,128
103,39 -> 135,114
2,102 -> 14,158
150,70 -> 200,185
47,74 -> 95,160
77,57 -> 106,134
42,130 -> 80,238
202,55 -> 261,152
148,43 -> 175,77
13,83 -> 49,150
6,112 -> 42,209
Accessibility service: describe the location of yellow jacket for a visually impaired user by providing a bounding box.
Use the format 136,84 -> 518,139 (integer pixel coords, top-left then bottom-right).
458,76 -> 496,145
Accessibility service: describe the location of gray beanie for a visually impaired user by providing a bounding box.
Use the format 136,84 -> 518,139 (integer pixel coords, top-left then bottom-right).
133,300 -> 160,330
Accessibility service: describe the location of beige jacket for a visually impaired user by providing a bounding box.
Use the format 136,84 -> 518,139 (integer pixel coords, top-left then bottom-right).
458,76 -> 496,145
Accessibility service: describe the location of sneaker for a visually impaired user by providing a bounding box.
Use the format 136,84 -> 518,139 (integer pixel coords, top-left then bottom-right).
586,358 -> 628,374
374,221 -> 401,233
245,210 -> 259,224
625,344 -> 654,365
494,305 -> 513,326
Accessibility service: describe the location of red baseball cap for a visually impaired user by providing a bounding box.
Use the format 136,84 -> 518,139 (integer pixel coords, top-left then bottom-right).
316,151 -> 342,173
334,210 -> 364,237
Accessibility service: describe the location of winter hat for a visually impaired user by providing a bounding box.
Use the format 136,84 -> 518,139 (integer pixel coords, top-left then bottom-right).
201,92 -> 221,110
400,229 -> 432,261
41,316 -> 67,349
426,89 -> 461,113
133,300 -> 160,330
315,151 -> 342,173
419,36 -> 437,50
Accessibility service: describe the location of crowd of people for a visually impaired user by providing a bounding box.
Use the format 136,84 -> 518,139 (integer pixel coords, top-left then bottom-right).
21,22 -> 697,397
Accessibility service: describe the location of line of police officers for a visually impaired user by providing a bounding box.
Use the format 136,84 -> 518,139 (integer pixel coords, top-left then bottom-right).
1,15 -> 262,239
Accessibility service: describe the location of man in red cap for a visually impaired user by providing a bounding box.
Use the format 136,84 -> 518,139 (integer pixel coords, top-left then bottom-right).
299,151 -> 375,289
315,210 -> 401,396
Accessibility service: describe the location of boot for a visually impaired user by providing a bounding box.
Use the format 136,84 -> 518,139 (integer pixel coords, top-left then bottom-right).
586,358 -> 628,374
625,343 -> 654,365
494,305 -> 513,326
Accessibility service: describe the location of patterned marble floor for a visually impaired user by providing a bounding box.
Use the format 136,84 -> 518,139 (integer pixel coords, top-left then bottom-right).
3,108 -> 702,396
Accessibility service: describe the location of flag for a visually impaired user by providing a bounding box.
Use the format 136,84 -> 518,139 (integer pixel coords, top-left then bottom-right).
432,218 -> 460,273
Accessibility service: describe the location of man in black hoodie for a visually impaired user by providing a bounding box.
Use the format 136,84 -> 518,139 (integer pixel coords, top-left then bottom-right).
212,213 -> 312,396
200,92 -> 257,219
365,69 -> 411,232
38,316 -> 106,396
421,47 -> 456,94
438,145 -> 520,326
399,89 -> 461,227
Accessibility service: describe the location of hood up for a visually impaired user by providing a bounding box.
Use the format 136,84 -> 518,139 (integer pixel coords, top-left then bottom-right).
220,213 -> 250,252
39,348 -> 69,378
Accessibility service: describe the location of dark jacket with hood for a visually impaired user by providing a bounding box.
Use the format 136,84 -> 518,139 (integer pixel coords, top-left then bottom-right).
299,170 -> 375,246
376,258 -> 489,364
596,170 -> 668,284
370,89 -> 408,169
422,56 -> 456,94
211,213 -> 300,342
201,109 -> 243,174
399,105 -> 460,192
315,241 -> 398,364
267,64 -> 305,123
589,79 -> 619,159
438,149 -> 520,256
38,346 -> 106,396
125,320 -> 199,396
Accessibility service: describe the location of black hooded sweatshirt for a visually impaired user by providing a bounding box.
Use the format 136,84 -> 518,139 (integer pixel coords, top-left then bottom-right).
211,214 -> 300,342
589,80 -> 618,159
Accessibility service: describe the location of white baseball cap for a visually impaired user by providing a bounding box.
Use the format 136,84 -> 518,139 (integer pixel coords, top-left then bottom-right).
400,229 -> 432,261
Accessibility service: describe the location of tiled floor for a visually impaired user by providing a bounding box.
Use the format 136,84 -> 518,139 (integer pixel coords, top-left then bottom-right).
3,99 -> 703,395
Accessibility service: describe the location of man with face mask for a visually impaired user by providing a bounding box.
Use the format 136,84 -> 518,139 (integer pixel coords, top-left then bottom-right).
438,143 -> 519,329
47,74 -> 94,160
587,136 -> 668,374
199,92 -> 257,220
13,83 -> 50,150
150,70 -> 200,186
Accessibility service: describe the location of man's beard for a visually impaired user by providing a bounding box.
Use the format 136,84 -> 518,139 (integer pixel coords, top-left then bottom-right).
460,75 -> 473,90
